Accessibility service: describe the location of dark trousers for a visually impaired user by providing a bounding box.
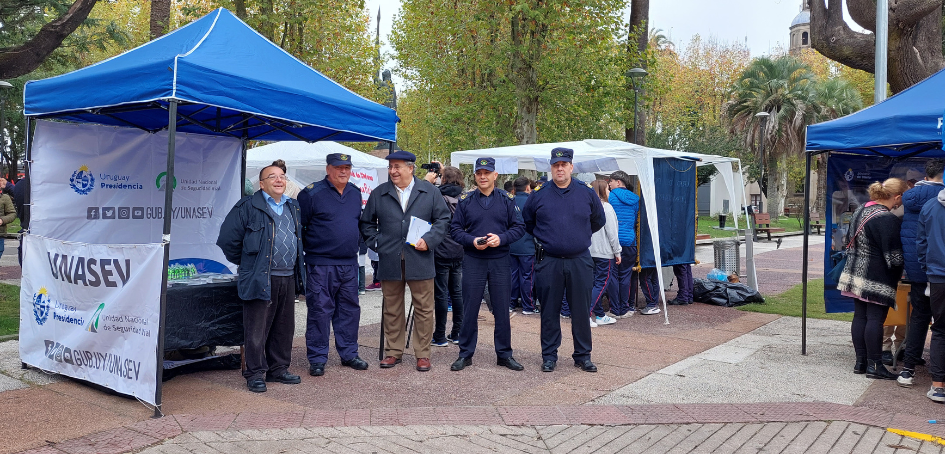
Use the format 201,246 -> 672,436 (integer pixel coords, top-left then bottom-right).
510,254 -> 536,311
304,264 -> 361,364
851,299 -> 889,362
242,275 -> 296,380
370,260 -> 380,284
673,264 -> 693,302
590,258 -> 618,318
459,255 -> 512,359
613,245 -> 638,315
358,266 -> 366,292
434,258 -> 463,343
536,254 -> 593,362
929,283 -> 945,382
902,282 -> 932,368
639,267 -> 660,307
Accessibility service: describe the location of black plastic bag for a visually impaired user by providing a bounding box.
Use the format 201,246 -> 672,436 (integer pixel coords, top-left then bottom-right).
692,278 -> 764,307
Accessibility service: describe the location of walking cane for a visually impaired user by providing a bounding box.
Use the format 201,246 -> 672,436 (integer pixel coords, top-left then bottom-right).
404,297 -> 416,348
378,296 -> 385,361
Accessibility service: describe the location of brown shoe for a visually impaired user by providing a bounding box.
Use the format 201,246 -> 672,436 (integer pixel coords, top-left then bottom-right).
416,358 -> 431,372
379,356 -> 402,368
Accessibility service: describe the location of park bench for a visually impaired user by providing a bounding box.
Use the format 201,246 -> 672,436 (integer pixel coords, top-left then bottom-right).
752,213 -> 786,241
696,234 -> 711,241
809,212 -> 824,235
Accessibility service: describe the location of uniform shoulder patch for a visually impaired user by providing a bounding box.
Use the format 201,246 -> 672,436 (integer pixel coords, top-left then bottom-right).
306,183 -> 314,189
534,184 -> 543,192
460,190 -> 472,200
507,192 -> 514,200
584,181 -> 593,189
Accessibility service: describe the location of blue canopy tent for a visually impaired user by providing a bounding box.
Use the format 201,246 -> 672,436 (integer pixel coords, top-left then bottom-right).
22,8 -> 397,415
799,67 -> 945,354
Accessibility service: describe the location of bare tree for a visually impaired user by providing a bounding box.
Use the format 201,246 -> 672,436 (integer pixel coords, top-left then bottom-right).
810,0 -> 944,94
0,0 -> 99,79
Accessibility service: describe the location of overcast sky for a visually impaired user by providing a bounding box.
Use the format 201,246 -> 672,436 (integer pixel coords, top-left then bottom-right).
363,0 -> 862,83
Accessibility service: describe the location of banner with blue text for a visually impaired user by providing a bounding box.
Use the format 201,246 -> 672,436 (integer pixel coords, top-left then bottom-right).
19,235 -> 163,404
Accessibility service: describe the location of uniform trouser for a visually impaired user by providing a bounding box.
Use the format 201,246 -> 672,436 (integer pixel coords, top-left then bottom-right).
305,264 -> 360,365
591,258 -> 619,318
929,283 -> 945,382
613,246 -> 638,315
433,258 -> 463,342
673,264 -> 693,302
536,254 -> 593,362
381,261 -> 435,360
242,275 -> 295,380
459,255 -> 513,359
510,255 -> 536,311
902,282 -> 933,368
639,267 -> 660,307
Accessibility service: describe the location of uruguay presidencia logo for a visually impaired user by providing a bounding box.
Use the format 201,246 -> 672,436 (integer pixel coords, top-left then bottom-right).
32,287 -> 50,326
844,168 -> 855,182
69,165 -> 95,195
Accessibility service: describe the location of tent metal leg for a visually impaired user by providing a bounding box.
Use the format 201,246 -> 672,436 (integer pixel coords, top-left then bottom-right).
153,100 -> 178,418
801,150 -> 812,356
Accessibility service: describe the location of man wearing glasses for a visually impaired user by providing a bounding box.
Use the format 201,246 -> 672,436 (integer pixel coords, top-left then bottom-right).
360,150 -> 451,371
218,161 -> 305,393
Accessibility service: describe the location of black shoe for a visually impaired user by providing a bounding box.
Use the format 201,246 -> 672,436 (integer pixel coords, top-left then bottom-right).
451,356 -> 472,371
574,359 -> 598,373
446,334 -> 460,345
882,350 -> 894,366
341,357 -> 369,370
247,378 -> 267,393
866,359 -> 897,380
266,372 -> 301,384
497,356 -> 525,371
309,362 -> 326,376
541,360 -> 556,372
667,298 -> 685,306
853,357 -> 867,374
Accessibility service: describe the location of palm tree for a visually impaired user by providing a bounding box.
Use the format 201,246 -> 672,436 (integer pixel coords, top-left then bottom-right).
811,77 -> 864,216
727,56 -> 818,219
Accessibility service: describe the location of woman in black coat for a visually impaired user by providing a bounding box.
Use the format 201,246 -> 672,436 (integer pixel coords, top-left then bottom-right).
838,178 -> 908,380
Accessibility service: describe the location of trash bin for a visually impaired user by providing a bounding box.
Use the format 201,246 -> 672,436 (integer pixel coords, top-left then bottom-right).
713,238 -> 740,277
718,214 -> 727,229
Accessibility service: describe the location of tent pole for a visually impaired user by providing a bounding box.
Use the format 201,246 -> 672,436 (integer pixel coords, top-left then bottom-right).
240,139 -> 247,194
801,148 -> 812,356
153,100 -> 178,418
21,116 -> 34,371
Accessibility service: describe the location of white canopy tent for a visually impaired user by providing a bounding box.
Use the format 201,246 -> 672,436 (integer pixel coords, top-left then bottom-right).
247,141 -> 389,189
451,139 -> 752,324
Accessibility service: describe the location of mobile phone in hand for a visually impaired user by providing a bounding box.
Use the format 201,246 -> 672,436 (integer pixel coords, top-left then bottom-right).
477,238 -> 487,245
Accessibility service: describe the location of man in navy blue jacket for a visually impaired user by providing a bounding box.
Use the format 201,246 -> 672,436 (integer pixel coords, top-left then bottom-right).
898,159 -> 944,386
298,153 -> 369,377
522,148 -> 605,373
915,187 -> 945,402
509,176 -> 537,314
449,158 -> 526,371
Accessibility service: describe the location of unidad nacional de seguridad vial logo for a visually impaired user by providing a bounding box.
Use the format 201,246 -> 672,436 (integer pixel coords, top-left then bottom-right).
32,287 -> 50,326
155,172 -> 178,191
86,303 -> 105,333
69,165 -> 95,195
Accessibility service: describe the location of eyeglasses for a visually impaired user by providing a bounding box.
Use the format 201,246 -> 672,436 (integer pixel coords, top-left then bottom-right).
263,175 -> 287,182
388,165 -> 411,171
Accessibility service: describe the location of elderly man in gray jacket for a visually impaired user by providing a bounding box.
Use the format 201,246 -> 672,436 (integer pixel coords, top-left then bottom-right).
360,150 -> 451,371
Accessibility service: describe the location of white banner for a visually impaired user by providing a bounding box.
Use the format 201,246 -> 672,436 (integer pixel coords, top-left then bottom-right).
350,167 -> 378,207
30,120 -> 241,273
19,235 -> 164,405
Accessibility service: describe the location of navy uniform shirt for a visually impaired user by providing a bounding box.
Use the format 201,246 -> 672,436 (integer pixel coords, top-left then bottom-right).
521,178 -> 606,258
450,188 -> 526,259
297,178 -> 362,266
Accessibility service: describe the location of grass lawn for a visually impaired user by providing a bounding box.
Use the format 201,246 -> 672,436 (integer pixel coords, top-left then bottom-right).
737,279 -> 853,322
697,215 -> 806,239
0,283 -> 19,336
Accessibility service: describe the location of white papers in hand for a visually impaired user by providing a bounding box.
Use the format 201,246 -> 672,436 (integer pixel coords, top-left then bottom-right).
406,216 -> 432,246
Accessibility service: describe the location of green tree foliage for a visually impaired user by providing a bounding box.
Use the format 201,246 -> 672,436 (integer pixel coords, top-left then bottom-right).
391,0 -> 634,161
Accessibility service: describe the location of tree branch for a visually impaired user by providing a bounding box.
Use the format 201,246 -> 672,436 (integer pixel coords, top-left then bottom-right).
0,0 -> 99,79
810,0 -> 875,74
891,0 -> 941,26
847,0 -> 875,32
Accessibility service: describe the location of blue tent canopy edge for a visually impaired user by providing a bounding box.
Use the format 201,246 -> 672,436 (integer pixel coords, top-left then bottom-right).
23,8 -> 397,143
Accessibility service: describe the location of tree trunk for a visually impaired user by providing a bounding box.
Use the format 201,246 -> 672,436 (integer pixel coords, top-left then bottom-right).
0,0 -> 99,79
150,0 -> 171,40
766,154 -> 787,219
625,0 -> 648,145
234,0 -> 247,20
810,0 -> 944,94
814,154 -> 828,217
510,5 -> 545,145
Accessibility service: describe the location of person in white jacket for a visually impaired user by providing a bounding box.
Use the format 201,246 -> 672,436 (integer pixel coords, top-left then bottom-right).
588,180 -> 622,327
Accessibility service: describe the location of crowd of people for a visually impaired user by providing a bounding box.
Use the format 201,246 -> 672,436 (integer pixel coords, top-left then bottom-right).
217,147 -> 694,392
837,159 -> 945,404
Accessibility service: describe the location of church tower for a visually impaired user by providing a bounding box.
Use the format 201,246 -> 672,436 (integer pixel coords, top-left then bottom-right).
789,0 -> 811,54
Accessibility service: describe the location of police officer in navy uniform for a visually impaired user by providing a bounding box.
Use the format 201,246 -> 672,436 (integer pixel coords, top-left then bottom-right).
297,153 -> 369,377
448,157 -> 526,371
522,147 -> 605,373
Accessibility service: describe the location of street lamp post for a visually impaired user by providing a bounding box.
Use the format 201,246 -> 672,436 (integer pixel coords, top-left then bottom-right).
755,111 -> 770,211
0,81 -> 13,181
627,67 -> 647,144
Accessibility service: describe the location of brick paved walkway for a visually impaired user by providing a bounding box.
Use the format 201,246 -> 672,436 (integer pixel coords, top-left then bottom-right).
16,403 -> 945,454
